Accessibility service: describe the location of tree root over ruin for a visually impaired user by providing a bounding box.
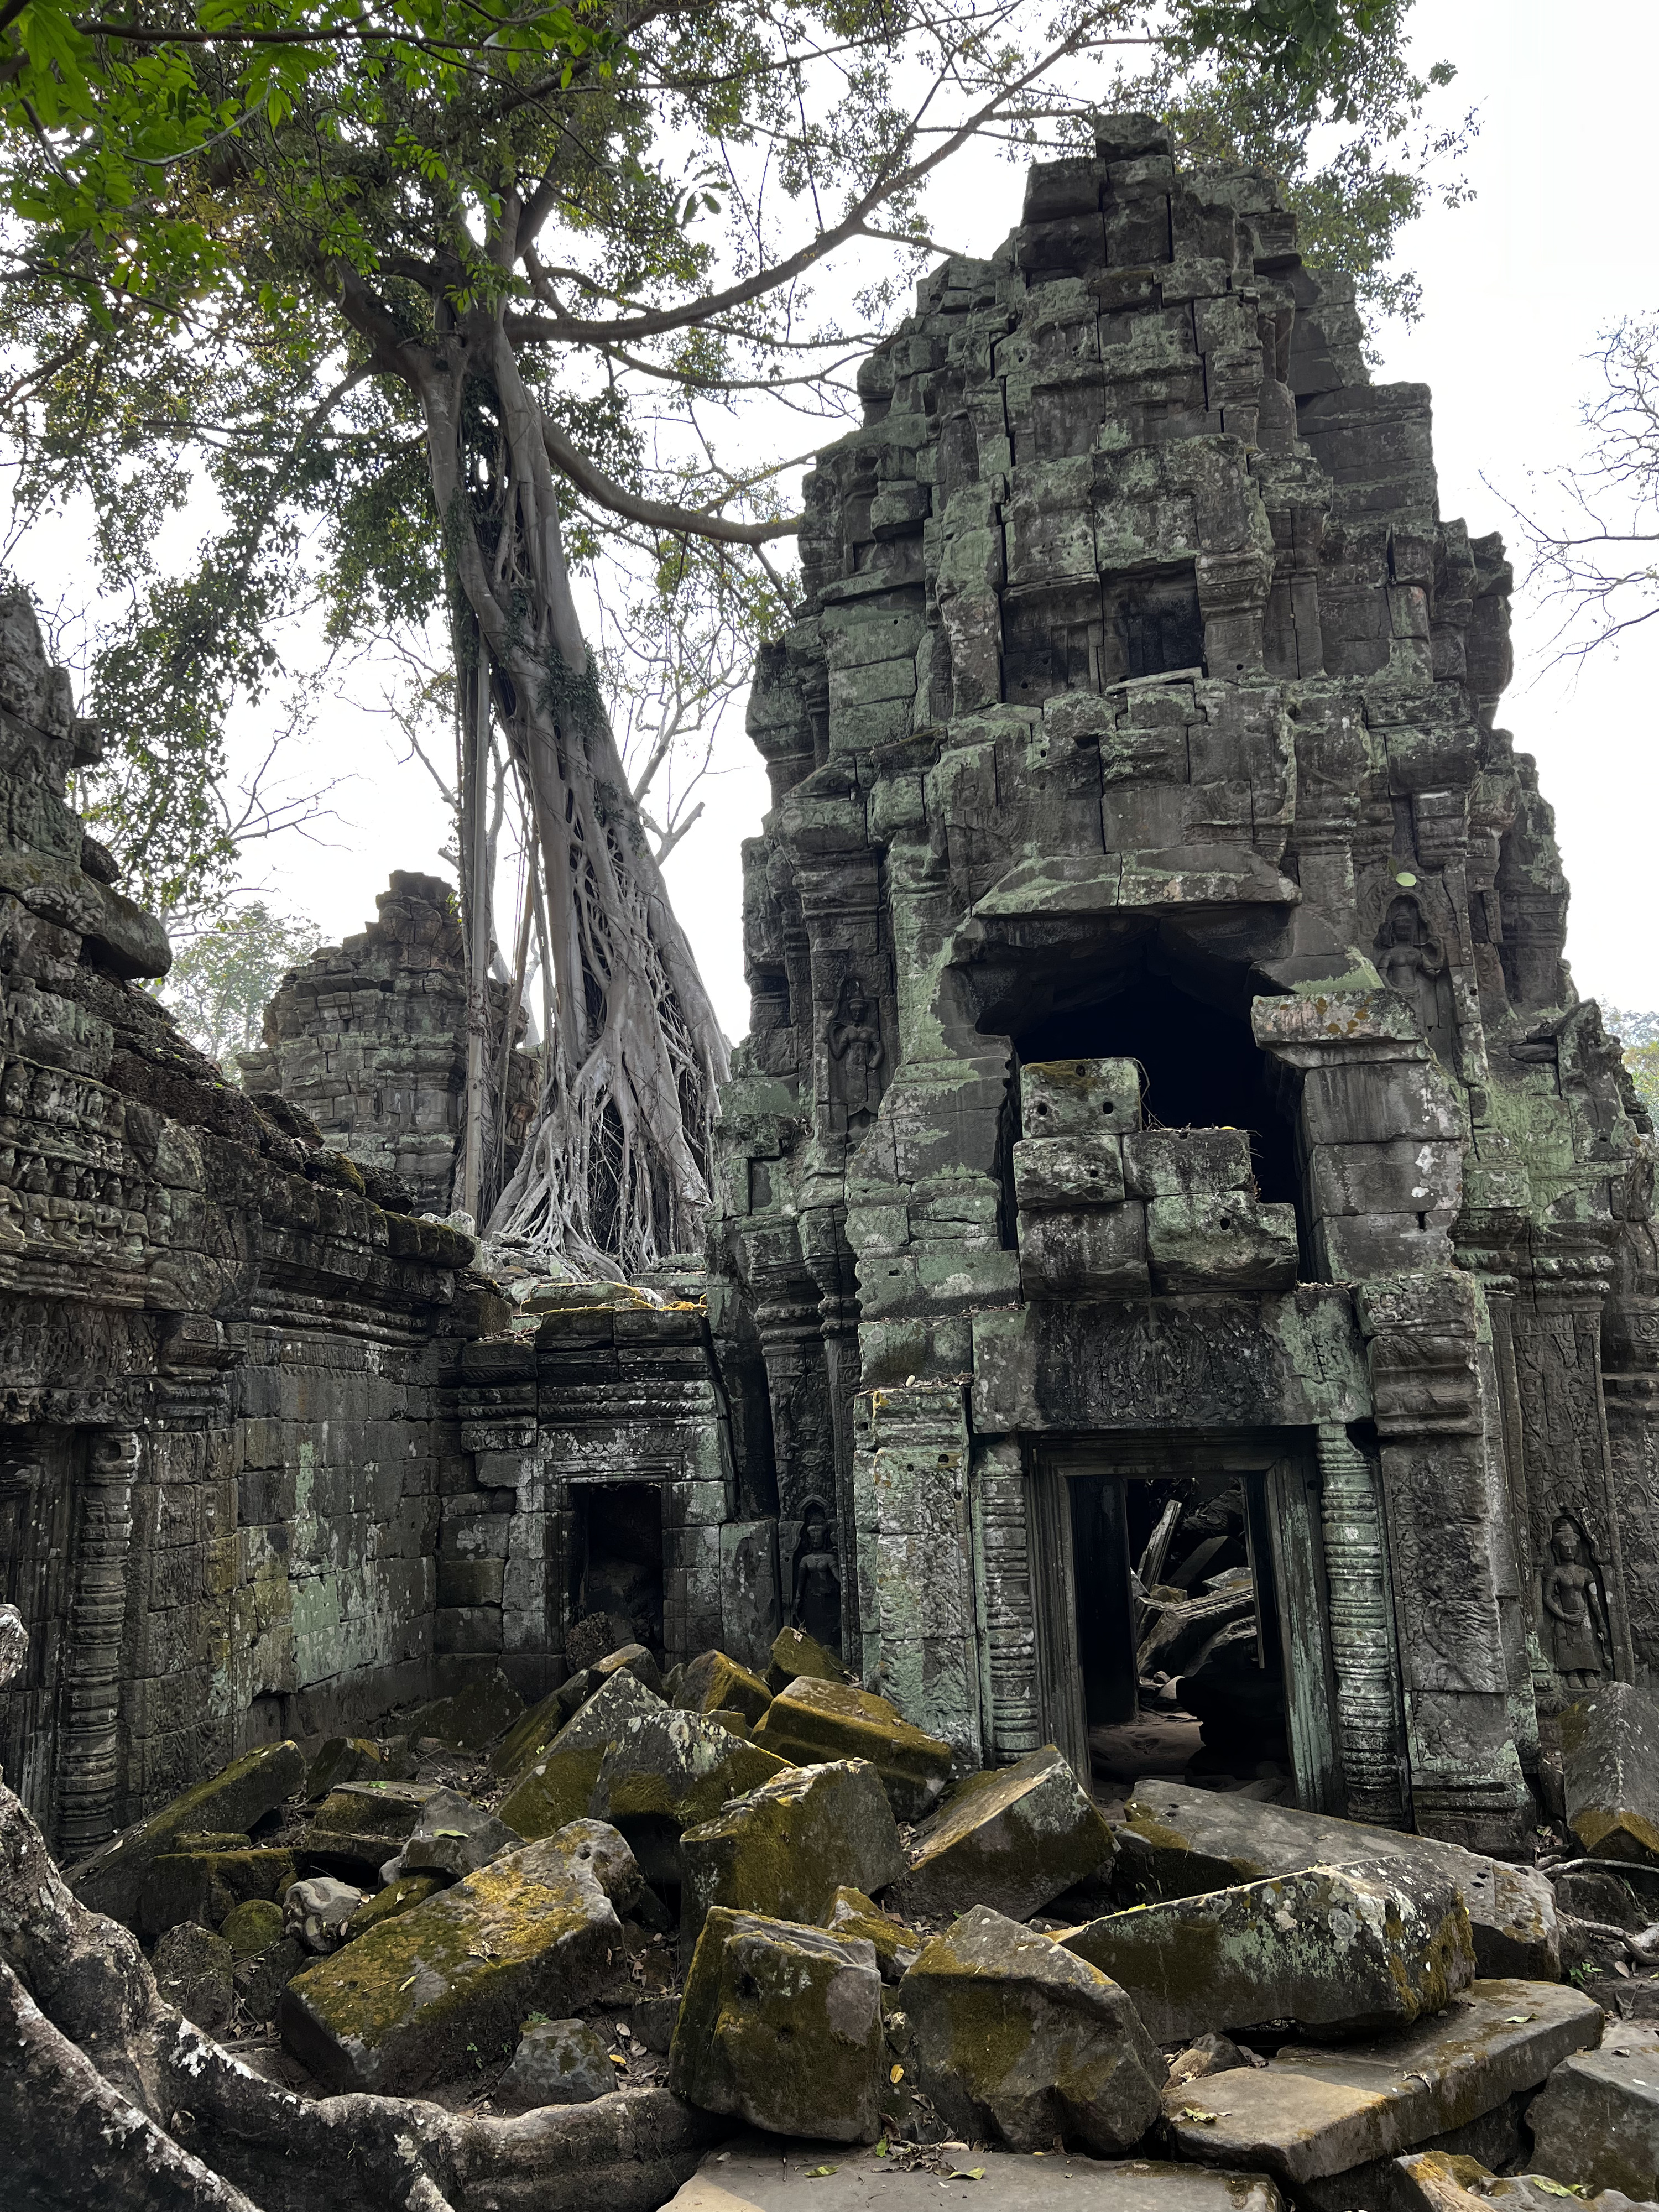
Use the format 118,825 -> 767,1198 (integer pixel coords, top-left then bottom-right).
0,1640 -> 723,2210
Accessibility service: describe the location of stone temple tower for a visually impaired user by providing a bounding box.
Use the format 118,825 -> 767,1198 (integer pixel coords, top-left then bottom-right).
707,113 -> 1657,1855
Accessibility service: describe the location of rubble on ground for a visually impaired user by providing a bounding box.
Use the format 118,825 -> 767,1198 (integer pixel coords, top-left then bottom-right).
19,1620 -> 1659,2212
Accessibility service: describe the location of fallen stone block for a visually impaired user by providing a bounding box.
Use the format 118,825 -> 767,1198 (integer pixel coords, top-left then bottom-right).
588,1642 -> 667,1697
491,1674 -> 597,1780
680,1760 -> 904,1958
305,1736 -> 390,1799
346,1872 -> 445,1937
669,1908 -> 884,2142
154,1919 -> 234,2034
753,1678 -> 952,1818
407,1666 -> 525,1749
661,2140 -> 1288,2212
1392,2150 -> 1659,2212
502,2016 -> 619,2107
1120,1779 -> 1559,1979
766,1625 -> 853,1694
68,1738 -> 306,1924
234,1933 -> 308,2024
499,1670 -> 667,1840
279,1820 -> 639,2094
902,1903 -> 1165,2155
302,1780 -> 448,1881
1168,2033 -> 1257,2089
589,1710 -> 791,1884
1063,1859 -> 1474,2044
1529,2023 -> 1659,2199
1562,1684 -> 1659,1868
677,1649 -> 774,1726
285,1875 -> 366,1954
397,1787 -> 523,1880
1160,1978 -> 1602,2182
894,1744 -> 1114,1921
138,1843 -> 297,1938
824,1885 -> 921,1981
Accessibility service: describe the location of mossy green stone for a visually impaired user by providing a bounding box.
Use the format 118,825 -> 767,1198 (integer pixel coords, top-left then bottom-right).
895,1745 -> 1114,1921
765,1625 -> 852,1695
498,1746 -> 608,1840
488,1678 -> 589,1780
220,1896 -> 285,1957
70,1739 -> 307,1926
676,1650 -> 774,1725
140,1846 -> 298,1940
348,1873 -> 445,1936
753,1677 -> 953,1819
824,1885 -> 920,1980
278,1832 -> 625,2094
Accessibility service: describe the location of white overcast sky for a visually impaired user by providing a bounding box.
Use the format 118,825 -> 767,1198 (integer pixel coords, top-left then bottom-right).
32,0 -> 1659,1040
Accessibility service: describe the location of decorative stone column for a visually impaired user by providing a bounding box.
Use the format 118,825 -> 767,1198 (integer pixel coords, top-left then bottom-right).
55,1427 -> 138,1855
969,1436 -> 1043,1765
1314,1423 -> 1408,1824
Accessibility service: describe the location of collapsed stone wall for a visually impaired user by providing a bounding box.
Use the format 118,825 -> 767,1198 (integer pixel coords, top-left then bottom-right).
242,869 -> 537,1215
0,601 -> 507,1853
709,114 -> 1659,1855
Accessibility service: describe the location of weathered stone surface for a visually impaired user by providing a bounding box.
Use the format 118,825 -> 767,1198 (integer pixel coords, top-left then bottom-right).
894,1744 -> 1113,1921
663,2141 -> 1287,2212
279,1820 -> 639,2094
1529,2026 -> 1659,2198
234,1933 -> 309,2022
397,1787 -> 523,1880
407,1667 -> 525,1749
1389,2151 -> 1659,2212
502,2016 -> 619,2107
305,1736 -> 394,1799
680,1760 -> 905,1956
766,1626 -> 853,1694
589,1644 -> 667,1698
347,1871 -> 445,1936
590,1709 -> 791,1884
677,1650 -> 774,1726
285,1875 -> 366,1953
220,1895 -> 284,1956
670,1908 -> 885,2142
69,1740 -> 306,1924
1064,1859 -> 1475,2045
499,1671 -> 671,1839
153,1919 -> 234,2033
824,1885 -> 921,1981
1562,1686 -> 1659,1867
753,1679 -> 952,1818
1161,1979 -> 1603,2182
491,1679 -> 591,1781
1120,1781 -> 1559,1979
302,1780 -> 447,1881
902,1904 -> 1165,2154
138,1843 -> 297,1937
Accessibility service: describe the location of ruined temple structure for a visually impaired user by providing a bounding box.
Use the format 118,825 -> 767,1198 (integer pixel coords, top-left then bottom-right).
6,114 -> 1659,1880
707,112 -> 1659,1857
240,870 -> 538,1215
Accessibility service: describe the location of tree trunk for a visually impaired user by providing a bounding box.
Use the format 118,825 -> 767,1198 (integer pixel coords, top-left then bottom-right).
413,302 -> 729,1276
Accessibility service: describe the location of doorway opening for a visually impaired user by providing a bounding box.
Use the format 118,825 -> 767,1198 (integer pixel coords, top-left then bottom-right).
571,1481 -> 665,1663
1030,1434 -> 1336,1814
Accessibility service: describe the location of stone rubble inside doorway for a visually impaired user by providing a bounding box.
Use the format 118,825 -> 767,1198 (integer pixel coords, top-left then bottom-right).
11,1605 -> 1659,2212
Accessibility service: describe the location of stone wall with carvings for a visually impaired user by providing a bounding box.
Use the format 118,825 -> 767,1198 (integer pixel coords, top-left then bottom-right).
0,597 -> 504,1855
708,113 -> 1659,1853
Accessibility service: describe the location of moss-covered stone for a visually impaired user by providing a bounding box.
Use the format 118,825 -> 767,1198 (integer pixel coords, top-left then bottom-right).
347,1873 -> 445,1937
1561,1683 -> 1659,1867
589,1642 -> 665,1698
488,1676 -> 592,1780
499,1746 -> 609,1842
765,1625 -> 853,1694
139,1845 -> 298,1939
278,1822 -> 638,2094
753,1678 -> 952,1819
894,1744 -> 1114,1922
824,1885 -> 920,1981
590,1710 -> 791,1885
154,1920 -> 235,2034
501,2017 -> 618,2107
676,1650 -> 773,1725
220,1896 -> 285,1957
1062,1859 -> 1475,2045
680,1759 -> 904,1959
303,1780 -> 447,1880
69,1739 -> 307,1926
407,1667 -> 524,1749
669,1907 -> 884,2142
901,1904 -> 1164,2156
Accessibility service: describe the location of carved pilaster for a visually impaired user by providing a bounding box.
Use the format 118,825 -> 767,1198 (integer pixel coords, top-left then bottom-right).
55,1427 -> 137,1854
1314,1423 -> 1408,1825
969,1437 -> 1042,1765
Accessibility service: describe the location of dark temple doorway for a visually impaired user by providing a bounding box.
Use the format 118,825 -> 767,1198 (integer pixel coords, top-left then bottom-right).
1030,1434 -> 1338,1814
571,1480 -> 665,1664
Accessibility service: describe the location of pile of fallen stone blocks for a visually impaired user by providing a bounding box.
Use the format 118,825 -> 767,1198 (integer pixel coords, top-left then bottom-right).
59,1640 -> 1659,2210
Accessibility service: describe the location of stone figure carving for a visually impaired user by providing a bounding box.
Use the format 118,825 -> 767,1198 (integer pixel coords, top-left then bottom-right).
791,1499 -> 843,1655
1376,895 -> 1452,1057
827,978 -> 884,1133
1540,1514 -> 1610,1688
